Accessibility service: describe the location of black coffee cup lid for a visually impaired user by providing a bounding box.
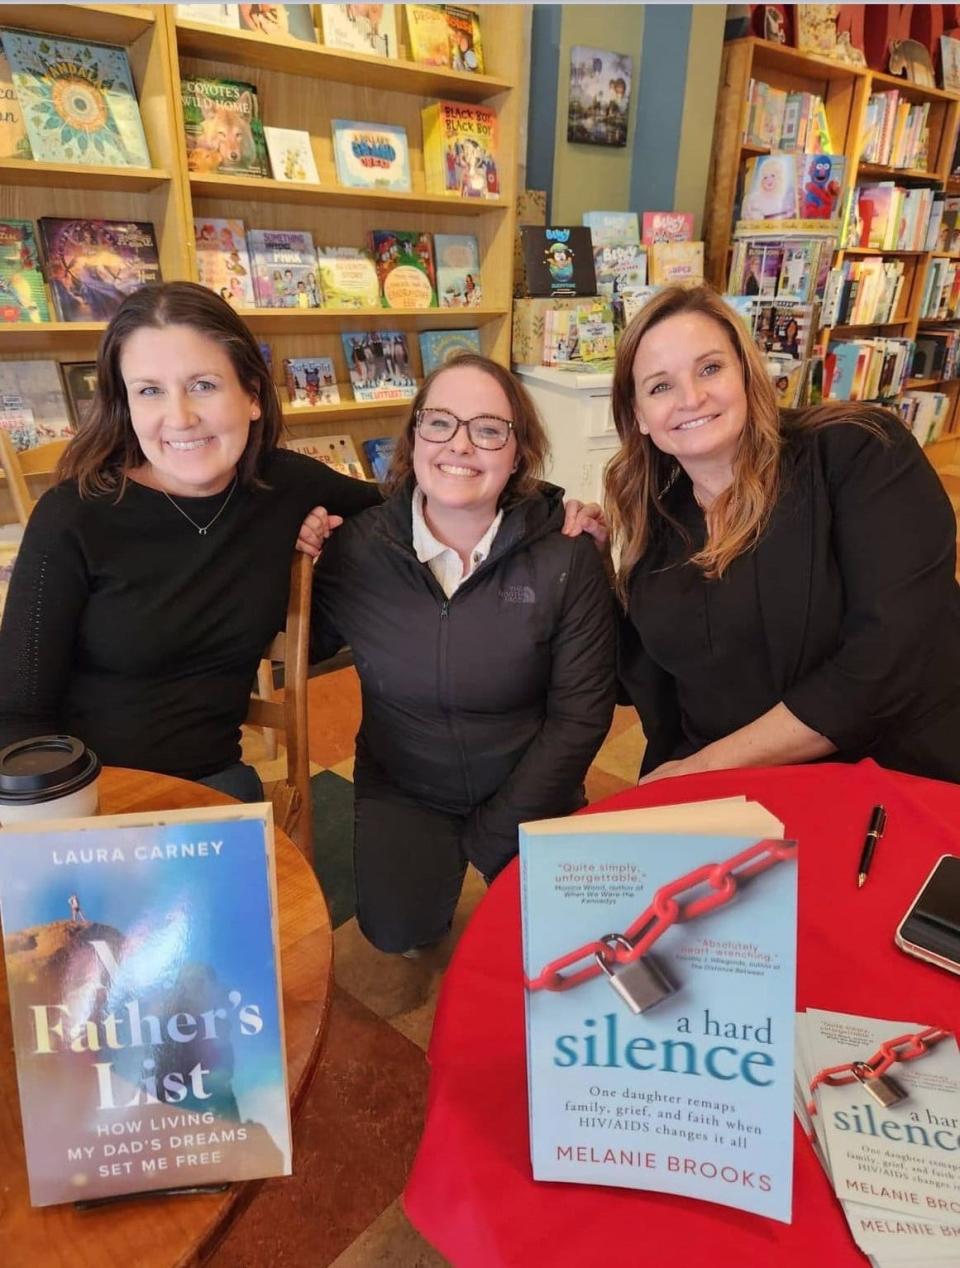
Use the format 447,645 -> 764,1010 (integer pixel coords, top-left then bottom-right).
0,735 -> 101,804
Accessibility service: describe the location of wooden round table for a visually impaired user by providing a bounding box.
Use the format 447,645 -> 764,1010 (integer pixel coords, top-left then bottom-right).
0,767 -> 333,1268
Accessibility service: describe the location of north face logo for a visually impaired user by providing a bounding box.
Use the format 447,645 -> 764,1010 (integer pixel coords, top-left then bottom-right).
499,584 -> 536,604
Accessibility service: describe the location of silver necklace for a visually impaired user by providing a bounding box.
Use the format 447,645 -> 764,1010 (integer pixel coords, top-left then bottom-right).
160,476 -> 238,535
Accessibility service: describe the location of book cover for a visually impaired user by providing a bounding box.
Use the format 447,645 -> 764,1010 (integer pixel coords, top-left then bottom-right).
433,232 -> 481,307
286,432 -> 365,479
752,300 -> 816,362
247,229 -> 320,308
641,212 -> 694,245
0,360 -> 72,449
446,5 -> 483,73
315,247 -> 380,309
369,229 -> 437,308
1,32 -> 150,169
421,100 -> 499,198
282,356 -> 340,406
418,327 -> 480,374
0,806 -> 291,1207
520,226 -> 597,298
341,330 -> 417,400
194,218 -> 256,309
405,3 -> 451,66
592,242 -> 646,299
582,211 -> 641,248
61,361 -> 98,430
263,127 -> 319,183
238,4 -> 316,41
741,154 -> 798,221
181,76 -> 269,177
0,219 -> 49,323
798,154 -> 844,220
520,803 -> 797,1222
319,3 -> 398,57
0,51 -> 31,158
362,434 -> 397,480
39,218 -> 161,323
331,119 -> 411,191
648,241 -> 704,287
176,4 -> 240,26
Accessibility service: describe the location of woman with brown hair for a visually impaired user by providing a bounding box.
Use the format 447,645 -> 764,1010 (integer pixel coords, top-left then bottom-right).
310,353 -> 615,954
0,282 -> 380,799
604,283 -> 960,783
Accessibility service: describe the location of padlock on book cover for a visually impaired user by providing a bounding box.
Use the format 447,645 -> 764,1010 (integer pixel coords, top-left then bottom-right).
595,934 -> 675,1014
851,1061 -> 907,1109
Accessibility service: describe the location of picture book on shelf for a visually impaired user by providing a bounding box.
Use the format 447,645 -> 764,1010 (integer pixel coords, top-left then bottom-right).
520,226 -> 597,298
61,361 -> 98,430
434,233 -> 481,307
520,798 -> 797,1222
648,241 -> 704,287
181,76 -> 270,177
369,229 -> 437,308
331,120 -> 411,191
405,3 -> 451,66
263,127 -> 319,184
238,4 -> 317,41
247,229 -> 321,308
319,3 -> 398,57
0,220 -> 49,324
422,100 -> 499,198
641,211 -> 694,245
39,218 -> 161,323
0,51 -> 31,159
0,806 -> 291,1207
582,211 -> 640,247
316,247 -> 380,309
1,32 -> 150,169
419,327 -> 481,374
176,4 -> 239,26
592,243 -> 646,299
286,432 -> 365,479
341,330 -> 417,400
0,360 -> 72,450
283,356 -> 340,407
194,218 -> 255,309
363,435 -> 397,481
446,6 -> 484,72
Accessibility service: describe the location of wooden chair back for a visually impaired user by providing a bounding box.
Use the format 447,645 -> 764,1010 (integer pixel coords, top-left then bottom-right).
247,551 -> 314,858
0,430 -> 69,524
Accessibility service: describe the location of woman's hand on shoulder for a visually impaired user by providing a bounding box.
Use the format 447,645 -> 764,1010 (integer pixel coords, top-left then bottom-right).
296,506 -> 344,559
561,499 -> 610,551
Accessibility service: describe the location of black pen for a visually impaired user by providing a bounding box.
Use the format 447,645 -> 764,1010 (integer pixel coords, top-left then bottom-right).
857,805 -> 887,888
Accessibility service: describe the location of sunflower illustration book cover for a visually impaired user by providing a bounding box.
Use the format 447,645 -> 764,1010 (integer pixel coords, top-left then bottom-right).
0,31 -> 151,168
0,804 -> 291,1207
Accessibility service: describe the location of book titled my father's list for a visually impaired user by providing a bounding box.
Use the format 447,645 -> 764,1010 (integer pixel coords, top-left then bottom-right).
0,804 -> 291,1206
520,798 -> 798,1223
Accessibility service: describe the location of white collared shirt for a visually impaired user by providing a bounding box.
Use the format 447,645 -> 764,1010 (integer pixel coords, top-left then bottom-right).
411,486 -> 503,599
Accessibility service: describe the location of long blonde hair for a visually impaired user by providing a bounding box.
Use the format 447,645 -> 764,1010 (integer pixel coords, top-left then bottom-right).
605,285 -> 782,597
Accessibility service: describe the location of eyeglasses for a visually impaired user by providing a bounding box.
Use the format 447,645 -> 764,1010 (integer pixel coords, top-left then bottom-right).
414,407 -> 514,451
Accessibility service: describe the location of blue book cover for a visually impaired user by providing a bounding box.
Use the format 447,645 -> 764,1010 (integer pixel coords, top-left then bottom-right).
826,340 -> 861,400
418,327 -> 480,375
362,435 -> 396,481
331,119 -> 410,190
341,330 -> 417,401
0,806 -> 290,1206
520,813 -> 797,1222
582,210 -> 640,247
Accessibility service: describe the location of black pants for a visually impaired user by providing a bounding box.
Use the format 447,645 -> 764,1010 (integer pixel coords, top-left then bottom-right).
354,792 -> 471,954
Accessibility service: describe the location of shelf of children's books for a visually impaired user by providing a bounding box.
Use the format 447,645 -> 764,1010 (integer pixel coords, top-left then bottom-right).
0,321 -> 105,350
174,20 -> 512,101
857,162 -> 941,183
0,4 -> 155,44
739,36 -> 866,84
189,172 -> 508,215
0,159 -> 170,193
869,68 -> 959,104
839,247 -> 927,257
829,320 -> 911,333
239,306 -> 508,335
282,397 -> 412,425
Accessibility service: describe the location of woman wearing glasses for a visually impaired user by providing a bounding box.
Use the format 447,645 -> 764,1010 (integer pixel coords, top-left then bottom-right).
311,354 -> 616,956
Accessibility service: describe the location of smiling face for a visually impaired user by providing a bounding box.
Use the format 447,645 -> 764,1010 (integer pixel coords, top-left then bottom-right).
412,364 -> 518,521
631,311 -> 748,478
120,323 -> 260,498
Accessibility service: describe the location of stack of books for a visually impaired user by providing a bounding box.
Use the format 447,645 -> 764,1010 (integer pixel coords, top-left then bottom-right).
919,259 -> 960,320
897,390 -> 952,445
795,1008 -> 959,1267
824,337 -> 914,401
742,80 -> 833,152
845,184 -> 937,252
820,256 -> 906,327
861,91 -> 930,170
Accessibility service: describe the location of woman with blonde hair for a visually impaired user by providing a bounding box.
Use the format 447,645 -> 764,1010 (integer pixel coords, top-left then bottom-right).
604,283 -> 960,783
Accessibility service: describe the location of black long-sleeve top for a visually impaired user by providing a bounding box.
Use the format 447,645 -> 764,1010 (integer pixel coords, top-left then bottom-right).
0,449 -> 380,778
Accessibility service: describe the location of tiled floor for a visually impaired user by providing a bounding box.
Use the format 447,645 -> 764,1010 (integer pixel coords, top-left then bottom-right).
219,669 -> 645,1267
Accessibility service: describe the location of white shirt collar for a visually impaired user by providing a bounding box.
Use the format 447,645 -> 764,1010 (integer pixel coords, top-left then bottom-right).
411,486 -> 503,594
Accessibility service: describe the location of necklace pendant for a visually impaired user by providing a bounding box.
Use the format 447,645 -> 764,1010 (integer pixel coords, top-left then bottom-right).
199,526 -> 207,536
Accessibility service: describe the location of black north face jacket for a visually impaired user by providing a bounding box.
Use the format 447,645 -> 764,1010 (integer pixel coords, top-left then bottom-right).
311,480 -> 616,876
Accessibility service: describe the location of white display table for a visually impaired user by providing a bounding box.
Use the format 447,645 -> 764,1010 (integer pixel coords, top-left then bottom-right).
514,365 -> 618,504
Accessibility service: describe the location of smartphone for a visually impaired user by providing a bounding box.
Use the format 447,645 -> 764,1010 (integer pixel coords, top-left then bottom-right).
895,854 -> 960,976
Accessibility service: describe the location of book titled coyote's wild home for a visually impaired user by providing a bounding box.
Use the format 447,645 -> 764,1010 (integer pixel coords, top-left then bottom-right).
0,804 -> 291,1207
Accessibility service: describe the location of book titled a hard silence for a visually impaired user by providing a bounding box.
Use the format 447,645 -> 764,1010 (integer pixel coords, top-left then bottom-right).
0,805 -> 291,1207
520,797 -> 797,1223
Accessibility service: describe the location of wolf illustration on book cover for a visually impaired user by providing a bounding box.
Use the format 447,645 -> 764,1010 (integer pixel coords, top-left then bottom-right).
0,813 -> 290,1206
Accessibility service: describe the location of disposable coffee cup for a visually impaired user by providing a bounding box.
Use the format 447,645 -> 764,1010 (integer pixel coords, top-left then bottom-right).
0,735 -> 101,827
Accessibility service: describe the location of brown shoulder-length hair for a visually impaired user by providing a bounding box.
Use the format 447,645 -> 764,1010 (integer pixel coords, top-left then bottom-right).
605,284 -> 783,596
384,352 -> 548,505
57,282 -> 283,496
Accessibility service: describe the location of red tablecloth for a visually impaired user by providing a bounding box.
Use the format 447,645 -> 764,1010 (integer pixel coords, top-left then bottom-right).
404,761 -> 960,1268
